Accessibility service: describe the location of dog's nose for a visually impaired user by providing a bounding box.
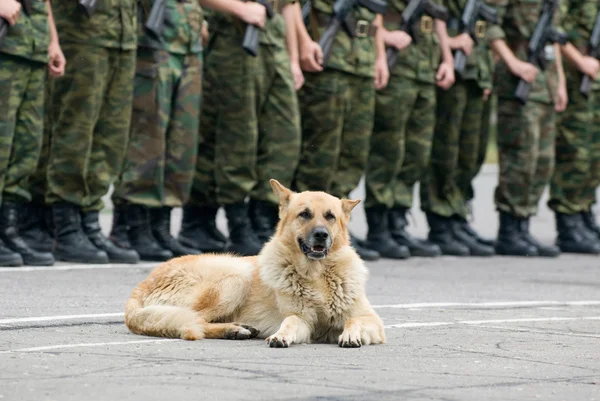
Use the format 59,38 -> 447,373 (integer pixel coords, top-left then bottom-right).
313,227 -> 329,241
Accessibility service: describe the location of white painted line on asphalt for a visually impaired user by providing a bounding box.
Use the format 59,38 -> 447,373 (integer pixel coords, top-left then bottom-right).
0,262 -> 158,272
0,339 -> 175,354
374,301 -> 600,309
384,316 -> 600,329
0,313 -> 124,325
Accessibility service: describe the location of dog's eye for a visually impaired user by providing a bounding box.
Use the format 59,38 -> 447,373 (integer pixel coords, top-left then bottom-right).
298,210 -> 312,220
325,212 -> 336,221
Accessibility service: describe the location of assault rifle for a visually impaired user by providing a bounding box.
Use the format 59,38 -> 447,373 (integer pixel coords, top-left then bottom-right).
242,0 -> 274,56
453,0 -> 498,74
0,0 -> 32,45
79,0 -> 99,17
318,0 -> 387,65
514,0 -> 566,104
302,0 -> 311,26
385,0 -> 448,71
579,10 -> 600,98
145,0 -> 166,39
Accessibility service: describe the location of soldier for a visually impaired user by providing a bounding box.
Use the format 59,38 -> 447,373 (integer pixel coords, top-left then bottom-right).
44,1 -> 139,264
292,0 -> 389,261
178,0 -> 302,256
547,0 -> 600,254
109,0 -> 205,261
419,0 -> 497,257
0,0 -> 64,266
487,0 -> 567,257
362,0 -> 455,259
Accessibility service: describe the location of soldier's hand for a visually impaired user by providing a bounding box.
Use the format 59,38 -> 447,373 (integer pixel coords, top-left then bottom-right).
201,23 -> 209,47
240,2 -> 267,28
554,82 -> 568,112
374,55 -> 389,90
0,0 -> 21,26
48,41 -> 66,78
384,30 -> 412,51
291,61 -> 305,90
300,40 -> 323,72
509,59 -> 538,83
483,88 -> 492,101
436,61 -> 455,90
450,33 -> 474,56
579,56 -> 600,80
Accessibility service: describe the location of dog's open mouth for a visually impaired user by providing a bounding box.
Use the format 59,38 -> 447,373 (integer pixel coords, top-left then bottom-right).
298,239 -> 328,260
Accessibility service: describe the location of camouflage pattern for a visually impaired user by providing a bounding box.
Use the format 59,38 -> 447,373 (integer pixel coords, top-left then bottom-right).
0,55 -> 46,205
0,0 -> 49,63
45,43 -> 136,212
51,0 -> 137,50
495,99 -> 556,217
420,79 -> 486,218
190,27 -> 301,206
29,81 -> 53,204
112,49 -> 202,208
548,0 -> 600,214
295,70 -> 375,199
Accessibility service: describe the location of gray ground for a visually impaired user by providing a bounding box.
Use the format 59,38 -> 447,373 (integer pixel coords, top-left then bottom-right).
1,166 -> 599,401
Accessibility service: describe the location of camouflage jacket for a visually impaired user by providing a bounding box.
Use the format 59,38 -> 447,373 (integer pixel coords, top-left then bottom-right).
486,0 -> 562,104
0,0 -> 49,63
446,0 -> 497,88
384,0 -> 442,84
138,0 -> 203,54
52,0 -> 137,50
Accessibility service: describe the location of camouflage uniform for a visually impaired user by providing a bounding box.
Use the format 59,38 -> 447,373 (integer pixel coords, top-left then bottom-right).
294,0 -> 378,199
45,1 -> 137,212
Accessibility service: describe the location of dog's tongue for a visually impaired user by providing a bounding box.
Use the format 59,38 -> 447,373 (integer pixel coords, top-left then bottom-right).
312,245 -> 325,252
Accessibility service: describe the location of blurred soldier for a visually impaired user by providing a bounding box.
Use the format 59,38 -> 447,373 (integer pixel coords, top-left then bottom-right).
292,0 -> 389,261
44,1 -> 139,264
363,0 -> 455,259
487,0 -> 567,257
110,0 -> 205,261
548,0 -> 600,254
420,1 -> 497,257
0,0 -> 64,266
178,0 -> 302,256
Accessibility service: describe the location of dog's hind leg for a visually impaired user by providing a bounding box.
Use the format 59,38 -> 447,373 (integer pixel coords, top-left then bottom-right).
191,274 -> 252,322
203,322 -> 260,340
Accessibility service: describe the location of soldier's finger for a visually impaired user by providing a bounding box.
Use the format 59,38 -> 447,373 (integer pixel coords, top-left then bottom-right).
315,45 -> 323,66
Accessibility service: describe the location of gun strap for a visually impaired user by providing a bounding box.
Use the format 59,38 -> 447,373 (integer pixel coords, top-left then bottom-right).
310,9 -> 377,39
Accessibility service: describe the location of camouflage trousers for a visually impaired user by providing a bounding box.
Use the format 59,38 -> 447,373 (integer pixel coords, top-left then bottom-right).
29,80 -> 53,204
294,69 -> 375,200
495,98 -> 556,217
548,70 -> 600,214
0,53 -> 46,205
420,78 -> 486,218
45,43 -> 135,211
190,33 -> 301,207
112,48 -> 202,208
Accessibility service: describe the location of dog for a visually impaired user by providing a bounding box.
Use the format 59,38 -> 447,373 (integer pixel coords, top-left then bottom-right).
124,180 -> 386,348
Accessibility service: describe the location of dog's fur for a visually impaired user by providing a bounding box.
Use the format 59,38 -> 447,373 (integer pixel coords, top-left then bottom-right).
125,180 -> 386,348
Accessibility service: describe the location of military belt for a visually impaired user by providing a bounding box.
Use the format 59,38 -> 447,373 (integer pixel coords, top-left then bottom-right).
447,17 -> 487,39
383,11 -> 433,34
312,10 -> 378,38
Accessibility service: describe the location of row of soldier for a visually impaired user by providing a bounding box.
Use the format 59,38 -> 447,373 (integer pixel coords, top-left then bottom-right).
0,0 -> 599,267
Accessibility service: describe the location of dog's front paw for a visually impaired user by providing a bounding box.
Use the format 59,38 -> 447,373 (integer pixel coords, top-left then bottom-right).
338,330 -> 362,348
266,334 -> 289,348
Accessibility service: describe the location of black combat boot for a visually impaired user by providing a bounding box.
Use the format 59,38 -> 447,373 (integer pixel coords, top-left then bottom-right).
495,211 -> 538,256
149,207 -> 201,257
450,218 -> 495,257
249,199 -> 279,244
426,213 -> 469,256
178,204 -> 226,253
389,208 -> 441,257
364,206 -> 410,259
109,204 -> 131,249
126,204 -> 173,261
0,236 -> 22,267
519,216 -> 560,257
581,209 -> 600,239
0,202 -> 55,266
349,234 -> 381,261
555,212 -> 600,254
19,202 -> 54,253
52,202 -> 109,264
454,216 -> 496,247
81,210 -> 140,263
224,202 -> 263,256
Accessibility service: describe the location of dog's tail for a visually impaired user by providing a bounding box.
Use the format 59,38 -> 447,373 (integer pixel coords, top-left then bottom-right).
125,291 -> 205,341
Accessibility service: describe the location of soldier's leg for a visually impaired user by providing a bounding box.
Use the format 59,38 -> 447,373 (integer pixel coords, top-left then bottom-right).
151,52 -> 203,257
1,60 -> 55,266
45,43 -> 110,264
250,45 -> 301,243
581,90 -> 600,237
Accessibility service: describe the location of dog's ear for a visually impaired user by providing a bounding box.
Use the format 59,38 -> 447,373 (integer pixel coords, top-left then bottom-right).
341,199 -> 360,216
270,179 -> 293,207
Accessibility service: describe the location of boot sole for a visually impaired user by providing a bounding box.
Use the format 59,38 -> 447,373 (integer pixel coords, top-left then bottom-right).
22,256 -> 55,266
495,248 -> 539,257
55,253 -> 110,264
0,255 -> 24,267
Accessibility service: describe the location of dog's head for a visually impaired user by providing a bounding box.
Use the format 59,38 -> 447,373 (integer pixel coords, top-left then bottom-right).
270,179 -> 359,261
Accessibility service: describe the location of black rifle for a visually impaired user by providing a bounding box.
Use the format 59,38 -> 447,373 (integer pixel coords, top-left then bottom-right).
0,0 -> 32,45
145,0 -> 166,39
385,0 -> 448,71
514,0 -> 566,104
453,0 -> 498,74
302,0 -> 311,26
79,0 -> 99,17
242,0 -> 274,57
580,10 -> 600,98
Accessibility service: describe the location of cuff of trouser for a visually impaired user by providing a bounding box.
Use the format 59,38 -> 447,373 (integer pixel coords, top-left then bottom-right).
486,26 -> 505,44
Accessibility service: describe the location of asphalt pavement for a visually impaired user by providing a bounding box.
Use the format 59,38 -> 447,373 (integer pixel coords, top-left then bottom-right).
1,166 -> 599,401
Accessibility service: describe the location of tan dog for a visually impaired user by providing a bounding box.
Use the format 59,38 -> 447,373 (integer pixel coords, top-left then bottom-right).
125,180 -> 386,348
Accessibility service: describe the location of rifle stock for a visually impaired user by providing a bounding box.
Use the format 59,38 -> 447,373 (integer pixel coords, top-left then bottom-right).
242,0 -> 274,56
